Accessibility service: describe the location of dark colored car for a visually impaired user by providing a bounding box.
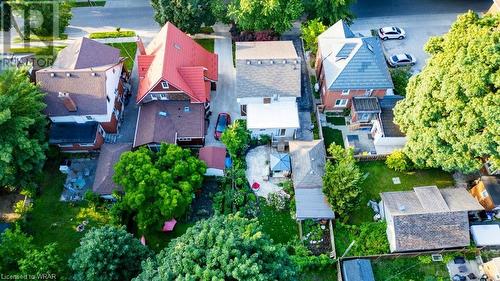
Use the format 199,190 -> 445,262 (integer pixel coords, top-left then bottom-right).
214,113 -> 231,140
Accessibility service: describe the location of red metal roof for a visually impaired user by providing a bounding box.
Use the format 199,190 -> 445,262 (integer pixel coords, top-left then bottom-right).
136,22 -> 218,103
199,146 -> 226,170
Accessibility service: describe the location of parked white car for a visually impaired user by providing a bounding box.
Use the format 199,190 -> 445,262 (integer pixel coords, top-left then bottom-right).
378,26 -> 406,40
387,53 -> 417,67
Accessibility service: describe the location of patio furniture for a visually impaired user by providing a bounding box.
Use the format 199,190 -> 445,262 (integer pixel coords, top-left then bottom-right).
458,265 -> 468,273
454,257 -> 466,264
467,273 -> 477,280
251,182 -> 260,191
74,178 -> 86,189
84,168 -> 90,177
452,275 -> 466,281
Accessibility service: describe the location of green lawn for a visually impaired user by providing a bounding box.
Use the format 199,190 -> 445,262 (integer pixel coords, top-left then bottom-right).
299,266 -> 337,281
195,39 -> 215,53
322,127 -> 344,150
89,30 -> 135,39
13,34 -> 68,43
349,161 -> 454,224
326,116 -> 346,126
106,42 -> 137,71
258,201 -> 298,245
25,161 -> 110,277
372,256 -> 449,281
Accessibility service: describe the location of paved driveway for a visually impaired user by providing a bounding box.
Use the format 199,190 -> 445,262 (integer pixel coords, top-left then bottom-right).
204,25 -> 240,146
350,13 -> 481,73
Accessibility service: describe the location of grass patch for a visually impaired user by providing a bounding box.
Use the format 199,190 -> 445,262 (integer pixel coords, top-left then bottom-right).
311,112 -> 320,140
141,222 -> 194,253
195,39 -> 215,53
25,161 -> 110,277
326,116 -> 346,126
10,46 -> 64,67
349,161 -> 454,224
322,127 -> 344,150
106,42 -> 137,71
232,41 -> 236,67
372,256 -> 449,280
13,34 -> 68,43
71,1 -> 106,7
299,266 -> 337,281
89,30 -> 136,39
311,75 -> 319,99
258,201 -> 298,245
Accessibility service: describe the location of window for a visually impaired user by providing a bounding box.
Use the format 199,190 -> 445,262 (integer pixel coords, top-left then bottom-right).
159,93 -> 168,100
481,190 -> 489,198
335,99 -> 348,107
341,89 -> 350,95
277,129 -> 286,136
86,116 -> 93,121
365,89 -> 374,96
184,106 -> 190,112
263,97 -> 271,104
161,81 -> 169,89
106,95 -> 110,102
178,137 -> 192,141
240,104 -> 247,116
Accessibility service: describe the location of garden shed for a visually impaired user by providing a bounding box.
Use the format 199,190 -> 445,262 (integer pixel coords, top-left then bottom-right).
342,259 -> 375,281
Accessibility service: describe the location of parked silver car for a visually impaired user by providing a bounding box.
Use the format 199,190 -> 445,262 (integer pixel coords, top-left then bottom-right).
387,53 -> 417,67
378,26 -> 406,40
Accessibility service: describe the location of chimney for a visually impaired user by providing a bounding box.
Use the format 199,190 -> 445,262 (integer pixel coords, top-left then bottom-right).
58,92 -> 77,112
136,36 -> 146,56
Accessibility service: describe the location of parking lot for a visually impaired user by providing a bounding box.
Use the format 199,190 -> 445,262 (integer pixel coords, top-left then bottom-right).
350,13 -> 471,73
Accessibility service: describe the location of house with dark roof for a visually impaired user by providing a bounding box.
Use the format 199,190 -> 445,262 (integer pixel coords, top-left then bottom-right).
470,176 -> 500,211
315,20 -> 393,111
37,38 -> 129,152
370,95 -> 406,154
381,186 -> 483,252
92,143 -> 132,199
134,22 -> 217,148
342,259 -> 375,281
235,41 -> 300,143
198,146 -> 227,177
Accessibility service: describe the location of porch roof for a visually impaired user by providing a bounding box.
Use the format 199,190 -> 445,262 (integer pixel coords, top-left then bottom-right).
246,102 -> 299,130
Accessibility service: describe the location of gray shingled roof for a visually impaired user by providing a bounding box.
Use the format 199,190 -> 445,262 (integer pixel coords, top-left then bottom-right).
318,20 -> 393,91
235,41 -> 301,98
382,186 -> 484,252
295,188 -> 335,220
342,259 -> 375,281
289,140 -> 326,188
53,37 -> 121,70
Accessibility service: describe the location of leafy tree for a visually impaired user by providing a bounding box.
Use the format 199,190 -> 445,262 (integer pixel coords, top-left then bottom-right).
221,119 -> 251,159
386,149 -> 413,172
305,0 -> 356,25
19,243 -> 62,276
394,12 -> 500,174
11,0 -> 72,37
134,214 -> 297,280
227,0 -> 303,34
322,144 -> 363,220
301,18 -> 327,55
113,144 -> 206,230
0,227 -> 33,272
389,67 -> 412,96
150,0 -> 216,34
0,68 -> 47,191
0,2 -> 11,32
69,226 -> 151,281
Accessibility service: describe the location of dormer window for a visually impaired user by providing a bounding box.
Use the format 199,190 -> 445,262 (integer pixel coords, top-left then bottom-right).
342,89 -> 350,95
161,81 -> 169,89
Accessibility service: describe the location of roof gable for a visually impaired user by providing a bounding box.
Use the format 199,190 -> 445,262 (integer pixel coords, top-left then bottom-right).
53,38 -> 121,70
136,22 -> 218,103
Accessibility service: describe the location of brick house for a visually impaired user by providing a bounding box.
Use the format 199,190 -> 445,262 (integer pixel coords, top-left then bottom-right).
37,38 -> 129,152
133,22 -> 218,149
315,20 -> 393,112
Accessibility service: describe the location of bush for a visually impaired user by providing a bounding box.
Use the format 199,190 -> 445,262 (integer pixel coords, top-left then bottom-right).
386,149 -> 413,172
288,242 -> 334,272
89,30 -> 136,39
267,191 -> 289,211
389,66 -> 412,96
335,222 -> 389,256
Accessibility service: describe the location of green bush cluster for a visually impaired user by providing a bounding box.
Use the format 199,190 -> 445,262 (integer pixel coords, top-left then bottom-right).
386,149 -> 413,172
335,222 -> 390,256
287,241 -> 334,273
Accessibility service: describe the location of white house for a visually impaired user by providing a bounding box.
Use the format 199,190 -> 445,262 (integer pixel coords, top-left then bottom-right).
235,41 -> 301,144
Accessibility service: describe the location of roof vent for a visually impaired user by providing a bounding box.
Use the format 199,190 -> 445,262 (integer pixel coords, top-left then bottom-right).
66,73 -> 71,77
270,60 -> 274,64
174,43 -> 181,50
258,61 -> 262,64
91,72 -> 96,76
246,60 -> 251,65
282,60 -> 287,64
367,43 -> 374,53
50,73 -> 55,77
295,60 -> 299,64
158,111 -> 168,117
398,204 -> 406,211
58,92 -> 68,98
